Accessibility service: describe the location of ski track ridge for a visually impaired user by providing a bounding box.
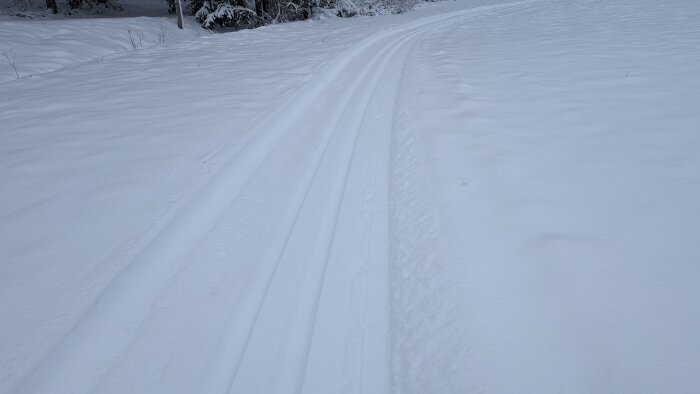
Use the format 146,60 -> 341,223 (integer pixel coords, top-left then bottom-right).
209,4 -> 542,391
15,1 -> 543,392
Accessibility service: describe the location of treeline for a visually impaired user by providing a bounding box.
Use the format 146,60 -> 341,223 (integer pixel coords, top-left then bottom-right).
184,0 -> 420,29
28,0 -> 419,29
28,0 -> 122,15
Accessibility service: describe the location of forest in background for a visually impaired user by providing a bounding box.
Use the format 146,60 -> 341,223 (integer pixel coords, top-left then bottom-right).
1,0 -> 426,29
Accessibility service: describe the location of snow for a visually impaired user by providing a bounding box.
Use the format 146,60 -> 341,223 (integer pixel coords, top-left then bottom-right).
409,0 -> 700,392
1,0 -> 700,393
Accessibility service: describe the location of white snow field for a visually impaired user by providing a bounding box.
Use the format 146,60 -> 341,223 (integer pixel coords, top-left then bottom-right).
1,0 -> 700,393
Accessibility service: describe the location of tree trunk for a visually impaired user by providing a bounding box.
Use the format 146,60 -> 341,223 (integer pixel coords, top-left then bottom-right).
46,0 -> 58,13
173,0 -> 184,29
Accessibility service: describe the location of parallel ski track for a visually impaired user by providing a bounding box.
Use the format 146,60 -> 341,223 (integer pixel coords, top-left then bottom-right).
16,2 -> 541,393
214,19 -> 427,394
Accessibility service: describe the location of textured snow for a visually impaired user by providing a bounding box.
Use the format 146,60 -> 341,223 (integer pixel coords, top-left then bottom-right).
411,1 -> 700,392
1,0 -> 700,393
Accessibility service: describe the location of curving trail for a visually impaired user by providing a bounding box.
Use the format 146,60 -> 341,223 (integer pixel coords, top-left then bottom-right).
4,0 -> 700,392
6,2 -> 541,393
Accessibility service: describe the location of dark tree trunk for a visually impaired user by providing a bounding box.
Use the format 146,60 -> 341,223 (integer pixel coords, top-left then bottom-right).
46,0 -> 58,13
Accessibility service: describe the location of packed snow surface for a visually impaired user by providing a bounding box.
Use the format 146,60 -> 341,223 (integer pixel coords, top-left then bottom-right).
1,0 -> 699,393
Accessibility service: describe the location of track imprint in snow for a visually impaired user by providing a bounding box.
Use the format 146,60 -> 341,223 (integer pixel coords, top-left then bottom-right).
7,2 -> 544,393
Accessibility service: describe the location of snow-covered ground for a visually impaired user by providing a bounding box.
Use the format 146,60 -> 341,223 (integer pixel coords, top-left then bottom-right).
2,0 -> 699,393
409,1 -> 700,392
0,16 -> 201,83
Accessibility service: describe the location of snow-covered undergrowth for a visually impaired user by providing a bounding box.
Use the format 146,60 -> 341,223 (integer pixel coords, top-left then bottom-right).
195,2 -> 260,29
192,0 -> 418,31
328,0 -> 418,17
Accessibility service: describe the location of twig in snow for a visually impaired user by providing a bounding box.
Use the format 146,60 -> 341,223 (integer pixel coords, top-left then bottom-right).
128,28 -> 144,50
2,49 -> 19,80
157,25 -> 168,44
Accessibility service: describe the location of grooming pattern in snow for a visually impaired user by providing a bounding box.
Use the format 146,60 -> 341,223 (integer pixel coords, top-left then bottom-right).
1,1 -> 533,392
2,0 -> 700,392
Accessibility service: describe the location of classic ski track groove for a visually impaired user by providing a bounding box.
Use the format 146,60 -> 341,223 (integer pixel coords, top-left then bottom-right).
16,2 -> 541,393
208,5 -> 541,391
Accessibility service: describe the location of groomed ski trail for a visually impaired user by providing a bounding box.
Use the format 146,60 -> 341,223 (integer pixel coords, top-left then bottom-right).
13,2 -> 540,393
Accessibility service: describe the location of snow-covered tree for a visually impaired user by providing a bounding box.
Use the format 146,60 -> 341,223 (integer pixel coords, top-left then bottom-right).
324,0 -> 417,17
193,0 -> 310,30
190,0 -> 417,30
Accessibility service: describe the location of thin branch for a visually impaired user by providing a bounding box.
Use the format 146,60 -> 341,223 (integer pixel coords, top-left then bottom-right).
3,50 -> 19,80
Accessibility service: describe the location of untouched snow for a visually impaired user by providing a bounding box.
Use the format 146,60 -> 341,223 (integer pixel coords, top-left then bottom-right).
409,0 -> 700,392
1,0 -> 700,393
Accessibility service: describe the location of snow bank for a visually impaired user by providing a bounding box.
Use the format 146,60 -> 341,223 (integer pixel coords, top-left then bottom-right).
0,16 -> 202,83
